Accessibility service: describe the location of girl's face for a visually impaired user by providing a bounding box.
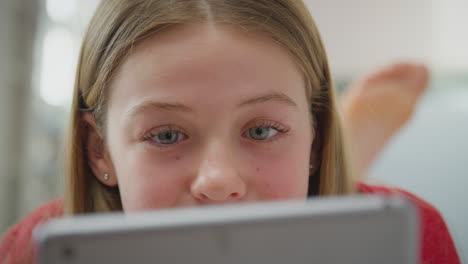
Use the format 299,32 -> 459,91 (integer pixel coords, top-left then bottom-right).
101,23 -> 314,211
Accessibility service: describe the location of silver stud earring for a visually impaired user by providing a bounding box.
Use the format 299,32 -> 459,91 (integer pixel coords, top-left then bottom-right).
309,164 -> 314,170
103,173 -> 110,181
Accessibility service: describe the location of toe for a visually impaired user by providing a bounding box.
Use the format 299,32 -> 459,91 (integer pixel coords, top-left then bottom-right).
411,64 -> 430,93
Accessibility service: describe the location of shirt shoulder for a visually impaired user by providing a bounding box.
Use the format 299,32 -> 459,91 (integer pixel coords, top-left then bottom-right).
358,182 -> 461,264
0,199 -> 64,264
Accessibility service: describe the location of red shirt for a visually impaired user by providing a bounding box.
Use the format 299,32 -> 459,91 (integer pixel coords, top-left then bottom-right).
0,183 -> 461,264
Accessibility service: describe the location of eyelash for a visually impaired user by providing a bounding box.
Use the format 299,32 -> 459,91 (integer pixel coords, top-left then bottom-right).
142,125 -> 188,147
243,120 -> 290,142
142,120 -> 290,147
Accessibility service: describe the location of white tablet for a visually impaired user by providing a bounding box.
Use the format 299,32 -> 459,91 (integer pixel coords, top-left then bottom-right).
34,195 -> 419,264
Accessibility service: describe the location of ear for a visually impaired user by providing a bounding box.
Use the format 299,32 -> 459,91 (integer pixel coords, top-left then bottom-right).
309,116 -> 321,175
82,112 -> 118,187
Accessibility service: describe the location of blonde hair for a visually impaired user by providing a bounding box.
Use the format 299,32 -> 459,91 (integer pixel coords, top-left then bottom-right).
65,0 -> 355,215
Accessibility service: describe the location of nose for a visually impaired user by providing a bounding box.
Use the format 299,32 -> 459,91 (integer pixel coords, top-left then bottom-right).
190,148 -> 246,204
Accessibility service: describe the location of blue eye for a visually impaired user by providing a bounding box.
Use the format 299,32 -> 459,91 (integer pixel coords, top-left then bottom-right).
153,131 -> 187,145
248,127 -> 279,141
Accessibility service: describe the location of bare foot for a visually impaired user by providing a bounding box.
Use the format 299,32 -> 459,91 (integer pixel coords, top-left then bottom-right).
342,63 -> 429,179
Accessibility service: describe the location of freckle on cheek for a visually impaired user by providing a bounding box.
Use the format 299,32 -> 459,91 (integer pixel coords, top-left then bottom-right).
175,155 -> 181,161
256,167 -> 260,172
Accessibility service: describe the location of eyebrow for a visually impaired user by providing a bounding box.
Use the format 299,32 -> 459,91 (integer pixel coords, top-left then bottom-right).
125,92 -> 297,118
237,92 -> 297,108
125,101 -> 193,119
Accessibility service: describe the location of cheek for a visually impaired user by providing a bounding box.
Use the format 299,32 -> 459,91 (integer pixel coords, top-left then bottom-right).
247,142 -> 310,200
253,164 -> 308,200
112,145 -> 189,211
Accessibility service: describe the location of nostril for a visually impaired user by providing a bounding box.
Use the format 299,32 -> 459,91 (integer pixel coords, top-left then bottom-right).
196,190 -> 243,201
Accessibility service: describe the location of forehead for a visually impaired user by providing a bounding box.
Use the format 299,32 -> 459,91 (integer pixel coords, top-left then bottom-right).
109,22 -> 307,112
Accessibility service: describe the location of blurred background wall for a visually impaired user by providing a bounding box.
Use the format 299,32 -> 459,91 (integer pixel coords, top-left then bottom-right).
0,0 -> 466,260
0,0 -> 39,236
